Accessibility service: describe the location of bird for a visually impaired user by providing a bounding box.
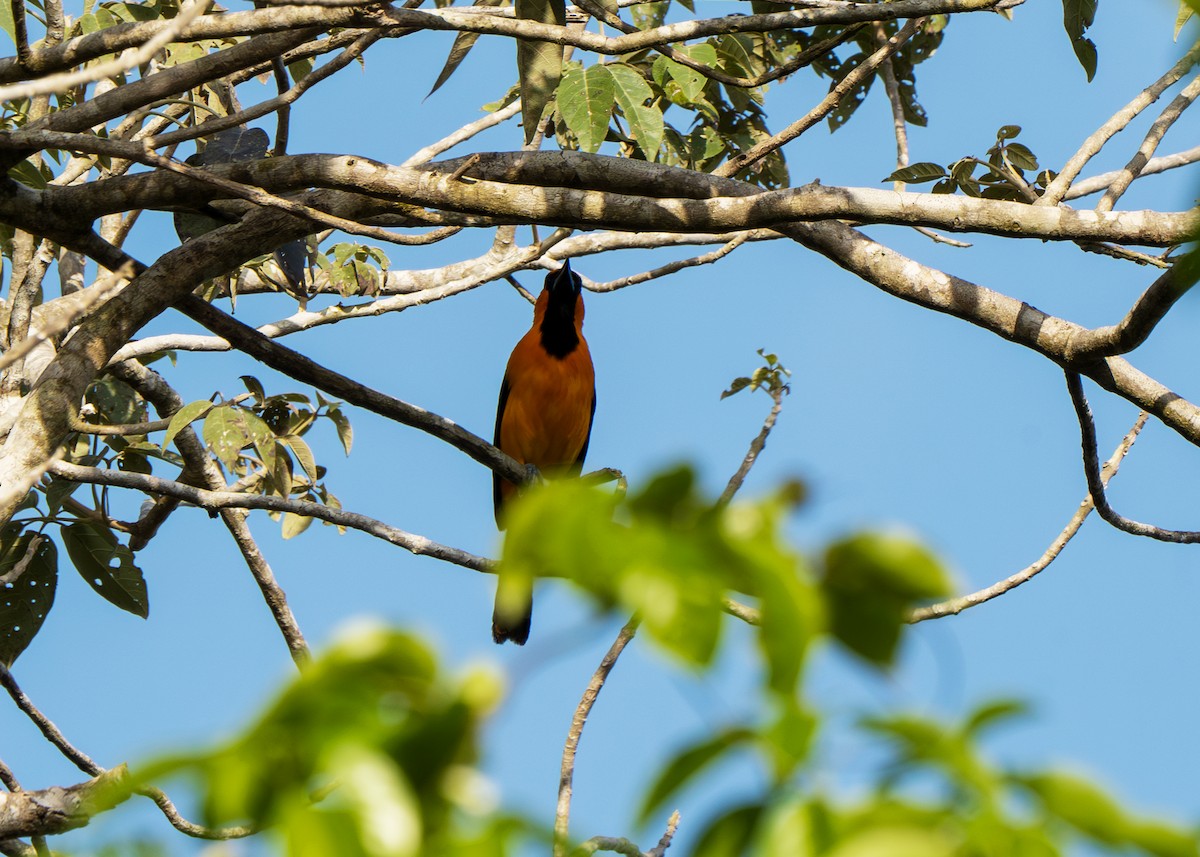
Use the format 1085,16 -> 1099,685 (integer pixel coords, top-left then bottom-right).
492,260 -> 596,645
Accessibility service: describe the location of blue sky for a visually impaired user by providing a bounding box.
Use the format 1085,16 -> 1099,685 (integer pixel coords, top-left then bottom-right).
4,0 -> 1200,852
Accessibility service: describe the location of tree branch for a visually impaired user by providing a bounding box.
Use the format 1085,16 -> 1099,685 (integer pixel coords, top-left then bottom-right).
0,768 -> 133,840
555,618 -> 640,857
1065,371 -> 1200,543
716,17 -> 925,177
1097,72 -> 1200,213
1039,40 -> 1200,206
909,411 -> 1148,622
1064,250 -> 1200,361
50,460 -> 493,573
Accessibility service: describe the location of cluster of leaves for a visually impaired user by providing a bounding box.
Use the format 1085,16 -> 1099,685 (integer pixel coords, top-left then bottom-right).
113,459 -> 1200,857
807,16 -> 947,132
884,125 -> 1054,202
438,2 -> 958,188
0,373 -> 353,666
721,348 -> 791,400
164,375 -> 352,538
141,626 -> 523,857
0,371 -> 170,666
313,242 -> 391,298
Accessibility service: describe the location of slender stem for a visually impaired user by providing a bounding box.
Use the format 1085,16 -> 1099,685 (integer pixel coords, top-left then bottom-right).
555,618 -> 640,857
909,411 -> 1148,622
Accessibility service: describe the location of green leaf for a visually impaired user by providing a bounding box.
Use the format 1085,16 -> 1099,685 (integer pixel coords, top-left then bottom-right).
0,0 -> 15,49
1020,771 -> 1127,845
203,405 -> 274,469
1005,142 -> 1039,171
287,57 -> 313,83
328,407 -> 354,455
162,400 -> 214,450
883,163 -> 947,184
692,803 -> 763,857
281,435 -> 319,483
825,828 -> 955,857
1125,820 -> 1200,857
963,699 -> 1029,737
997,124 -> 1022,141
1176,2 -> 1194,40
44,478 -> 81,517
822,532 -> 951,666
62,521 -> 148,618
652,55 -> 706,103
428,31 -> 481,97
515,0 -> 567,143
557,63 -> 615,153
241,375 -> 265,404
609,63 -> 663,158
1061,0 -> 1097,39
637,728 -> 756,825
0,533 -> 58,667
282,512 -> 313,540
1062,0 -> 1099,80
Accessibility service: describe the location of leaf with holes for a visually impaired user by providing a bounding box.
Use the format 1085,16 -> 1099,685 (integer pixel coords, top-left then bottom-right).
203,405 -> 273,470
0,534 -> 58,666
558,63 -> 615,153
62,521 -> 148,618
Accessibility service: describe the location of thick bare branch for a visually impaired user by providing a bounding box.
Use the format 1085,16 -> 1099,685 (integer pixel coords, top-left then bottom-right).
1064,250 -> 1200,361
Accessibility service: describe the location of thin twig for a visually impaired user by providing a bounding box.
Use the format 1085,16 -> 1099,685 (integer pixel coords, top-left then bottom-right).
1039,40 -> 1200,206
1065,144 -> 1200,199
51,461 -> 493,573
0,662 -> 253,839
718,386 -> 786,507
0,758 -> 19,791
715,17 -> 925,178
404,101 -> 522,166
0,263 -> 137,375
149,28 -> 385,150
588,236 -> 748,293
555,618 -> 640,857
1097,72 -> 1200,213
69,414 -> 173,436
647,811 -> 681,857
873,21 -> 909,193
1063,249 -> 1200,361
1065,371 -> 1200,543
0,0 -> 212,102
909,411 -> 1148,622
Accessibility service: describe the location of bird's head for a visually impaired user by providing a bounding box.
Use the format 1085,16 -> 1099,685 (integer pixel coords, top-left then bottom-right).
538,260 -> 585,356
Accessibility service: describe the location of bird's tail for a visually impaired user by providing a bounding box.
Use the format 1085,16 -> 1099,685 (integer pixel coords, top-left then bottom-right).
492,573 -> 533,645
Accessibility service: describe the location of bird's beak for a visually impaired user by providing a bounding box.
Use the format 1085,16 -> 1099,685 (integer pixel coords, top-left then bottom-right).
548,260 -> 578,296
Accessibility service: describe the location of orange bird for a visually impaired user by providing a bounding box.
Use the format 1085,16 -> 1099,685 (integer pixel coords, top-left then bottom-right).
492,261 -> 596,644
